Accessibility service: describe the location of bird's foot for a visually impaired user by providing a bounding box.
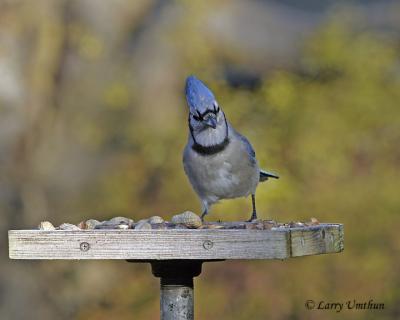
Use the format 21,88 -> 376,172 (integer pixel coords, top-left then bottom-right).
246,212 -> 257,222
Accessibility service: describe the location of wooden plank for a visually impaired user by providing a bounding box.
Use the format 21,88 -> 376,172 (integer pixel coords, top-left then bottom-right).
8,229 -> 290,260
290,224 -> 344,257
8,224 -> 344,260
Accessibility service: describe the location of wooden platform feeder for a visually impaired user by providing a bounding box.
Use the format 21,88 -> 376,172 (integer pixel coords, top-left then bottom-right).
9,221 -> 344,320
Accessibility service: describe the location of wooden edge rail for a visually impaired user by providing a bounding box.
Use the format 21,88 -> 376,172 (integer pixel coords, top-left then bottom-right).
8,223 -> 343,260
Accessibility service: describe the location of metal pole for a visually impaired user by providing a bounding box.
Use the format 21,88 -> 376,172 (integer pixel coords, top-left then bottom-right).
160,277 -> 194,320
151,260 -> 203,320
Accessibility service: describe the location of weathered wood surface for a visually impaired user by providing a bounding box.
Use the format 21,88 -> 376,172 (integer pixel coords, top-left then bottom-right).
290,224 -> 344,257
8,224 -> 343,260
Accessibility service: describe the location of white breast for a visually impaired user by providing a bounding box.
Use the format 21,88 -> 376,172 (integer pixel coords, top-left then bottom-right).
183,137 -> 260,205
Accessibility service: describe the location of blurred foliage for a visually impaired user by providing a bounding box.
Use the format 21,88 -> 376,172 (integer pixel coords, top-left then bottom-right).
0,1 -> 399,320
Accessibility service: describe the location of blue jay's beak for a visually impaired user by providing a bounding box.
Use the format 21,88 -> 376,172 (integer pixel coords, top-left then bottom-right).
204,117 -> 217,129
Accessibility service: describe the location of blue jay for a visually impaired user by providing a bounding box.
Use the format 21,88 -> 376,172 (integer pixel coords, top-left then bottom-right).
183,75 -> 279,221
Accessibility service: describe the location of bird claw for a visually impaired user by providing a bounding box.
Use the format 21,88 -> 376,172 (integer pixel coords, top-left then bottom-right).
247,212 -> 257,222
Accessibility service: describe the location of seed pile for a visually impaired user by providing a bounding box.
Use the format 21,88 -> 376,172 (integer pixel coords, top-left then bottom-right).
38,212 -> 320,231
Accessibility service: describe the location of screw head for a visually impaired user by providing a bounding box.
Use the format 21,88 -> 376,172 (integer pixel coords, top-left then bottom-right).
203,240 -> 213,250
80,242 -> 90,252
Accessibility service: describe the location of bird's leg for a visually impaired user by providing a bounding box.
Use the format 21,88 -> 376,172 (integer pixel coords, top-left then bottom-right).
200,202 -> 209,222
200,208 -> 208,222
247,194 -> 257,222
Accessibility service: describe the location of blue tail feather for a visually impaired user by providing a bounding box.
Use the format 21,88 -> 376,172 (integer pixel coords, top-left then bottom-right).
259,169 -> 279,182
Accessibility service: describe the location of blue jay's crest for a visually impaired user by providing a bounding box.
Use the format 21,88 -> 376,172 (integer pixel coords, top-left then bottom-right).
185,75 -> 216,114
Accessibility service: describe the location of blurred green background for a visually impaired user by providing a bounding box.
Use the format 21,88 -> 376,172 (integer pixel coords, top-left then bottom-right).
1,0 -> 399,319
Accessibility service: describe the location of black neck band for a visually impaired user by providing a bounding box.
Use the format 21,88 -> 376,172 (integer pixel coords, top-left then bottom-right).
189,112 -> 229,156
191,136 -> 230,155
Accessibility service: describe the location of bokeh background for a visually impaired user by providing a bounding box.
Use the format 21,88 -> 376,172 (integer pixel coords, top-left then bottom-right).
1,0 -> 399,319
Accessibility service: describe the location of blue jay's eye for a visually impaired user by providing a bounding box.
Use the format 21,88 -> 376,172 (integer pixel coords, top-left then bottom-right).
191,107 -> 218,122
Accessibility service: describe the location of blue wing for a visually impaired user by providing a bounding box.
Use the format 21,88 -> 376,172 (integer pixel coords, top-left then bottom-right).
237,133 -> 257,165
237,132 -> 279,182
